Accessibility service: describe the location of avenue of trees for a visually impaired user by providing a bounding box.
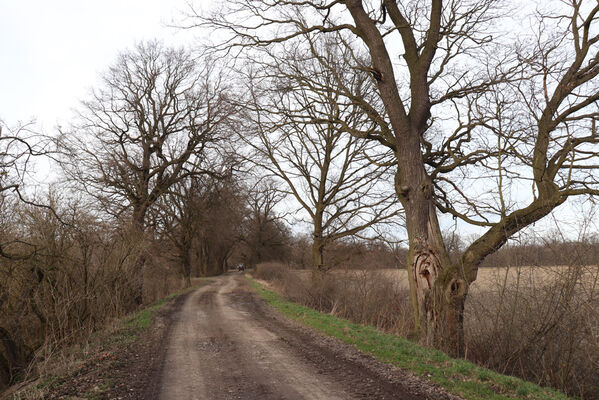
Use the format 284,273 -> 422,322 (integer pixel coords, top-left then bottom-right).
0,42 -> 290,388
57,42 -> 237,304
2,0 -> 599,393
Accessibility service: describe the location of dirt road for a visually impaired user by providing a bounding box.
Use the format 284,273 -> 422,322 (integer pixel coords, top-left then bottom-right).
157,274 -> 456,400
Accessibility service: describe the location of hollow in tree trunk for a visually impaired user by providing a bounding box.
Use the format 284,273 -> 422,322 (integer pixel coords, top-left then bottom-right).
408,241 -> 468,356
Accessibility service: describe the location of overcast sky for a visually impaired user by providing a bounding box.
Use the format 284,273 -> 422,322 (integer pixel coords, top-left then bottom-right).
0,1 -> 596,240
0,0 -> 207,131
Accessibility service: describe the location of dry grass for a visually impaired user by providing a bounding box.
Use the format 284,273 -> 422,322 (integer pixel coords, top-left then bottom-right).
376,265 -> 599,292
257,264 -> 414,338
255,262 -> 290,281
258,263 -> 599,399
465,264 -> 599,399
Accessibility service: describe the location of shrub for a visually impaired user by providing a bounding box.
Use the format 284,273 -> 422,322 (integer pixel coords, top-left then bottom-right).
261,264 -> 414,337
465,264 -> 599,399
255,262 -> 289,281
0,203 -> 184,391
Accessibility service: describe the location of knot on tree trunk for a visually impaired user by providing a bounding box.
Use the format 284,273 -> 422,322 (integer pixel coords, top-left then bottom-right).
444,278 -> 467,302
420,179 -> 433,200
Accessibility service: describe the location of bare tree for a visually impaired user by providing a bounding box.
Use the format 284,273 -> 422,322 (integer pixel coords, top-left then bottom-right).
151,176 -> 205,287
0,120 -> 57,260
0,120 -> 37,195
197,0 -> 599,355
239,38 -> 399,276
241,181 -> 291,268
190,177 -> 247,276
58,41 -> 234,303
150,169 -> 241,285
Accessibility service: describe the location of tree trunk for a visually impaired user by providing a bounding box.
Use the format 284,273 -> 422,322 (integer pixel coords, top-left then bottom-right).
310,230 -> 327,283
131,205 -> 147,305
409,244 -> 468,356
405,216 -> 468,356
395,139 -> 468,357
219,255 -> 229,274
198,241 -> 209,277
181,248 -> 192,288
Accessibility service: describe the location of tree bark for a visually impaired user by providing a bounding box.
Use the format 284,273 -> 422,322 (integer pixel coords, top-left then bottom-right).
131,204 -> 147,305
311,212 -> 328,282
311,237 -> 326,279
394,139 -> 468,355
199,241 -> 209,277
181,247 -> 192,288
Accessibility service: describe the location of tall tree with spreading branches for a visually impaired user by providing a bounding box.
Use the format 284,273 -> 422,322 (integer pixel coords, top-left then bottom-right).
196,0 -> 599,355
239,38 -> 400,275
59,41 -> 235,303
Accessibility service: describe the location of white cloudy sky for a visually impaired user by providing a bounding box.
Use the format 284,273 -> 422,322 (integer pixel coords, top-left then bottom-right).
0,0 -> 209,130
0,0 -> 595,240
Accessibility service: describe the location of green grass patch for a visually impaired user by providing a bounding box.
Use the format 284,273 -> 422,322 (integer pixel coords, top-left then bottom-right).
121,280 -> 211,338
249,278 -> 570,400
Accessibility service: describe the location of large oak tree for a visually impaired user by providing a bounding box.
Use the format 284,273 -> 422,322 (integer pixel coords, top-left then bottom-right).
197,0 -> 599,355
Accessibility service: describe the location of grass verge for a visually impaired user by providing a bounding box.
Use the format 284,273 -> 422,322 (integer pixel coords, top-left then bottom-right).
4,279 -> 212,400
248,278 -> 570,400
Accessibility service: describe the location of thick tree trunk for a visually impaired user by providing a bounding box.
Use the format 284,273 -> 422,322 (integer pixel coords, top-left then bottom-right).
395,136 -> 468,356
131,205 -> 147,305
311,240 -> 325,270
310,225 -> 327,282
404,209 -> 469,356
412,251 -> 468,356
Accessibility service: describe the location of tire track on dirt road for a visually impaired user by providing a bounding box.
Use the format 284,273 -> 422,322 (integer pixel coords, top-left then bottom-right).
158,274 -> 458,400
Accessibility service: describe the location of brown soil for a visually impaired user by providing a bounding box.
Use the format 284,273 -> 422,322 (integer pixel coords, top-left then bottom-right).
157,274 -> 459,400
10,274 -> 461,400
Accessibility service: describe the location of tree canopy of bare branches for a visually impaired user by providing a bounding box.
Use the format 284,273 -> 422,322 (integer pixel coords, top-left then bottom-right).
151,173 -> 247,284
239,36 -> 400,274
0,119 -> 55,259
58,41 -> 236,303
240,181 -> 292,267
196,0 -> 599,355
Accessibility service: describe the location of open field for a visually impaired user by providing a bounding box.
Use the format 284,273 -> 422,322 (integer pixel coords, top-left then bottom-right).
295,265 -> 599,292
263,263 -> 599,398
